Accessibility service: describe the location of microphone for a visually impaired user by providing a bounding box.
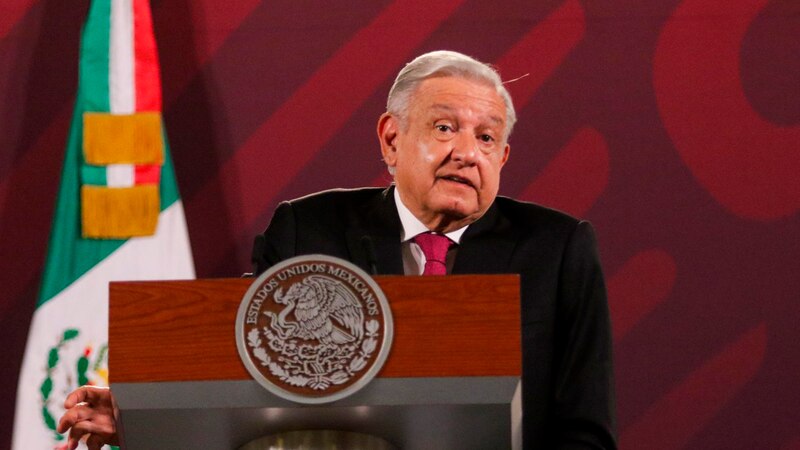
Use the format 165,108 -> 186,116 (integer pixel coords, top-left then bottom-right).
361,236 -> 379,275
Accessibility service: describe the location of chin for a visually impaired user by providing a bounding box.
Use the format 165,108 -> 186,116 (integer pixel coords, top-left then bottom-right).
434,199 -> 479,220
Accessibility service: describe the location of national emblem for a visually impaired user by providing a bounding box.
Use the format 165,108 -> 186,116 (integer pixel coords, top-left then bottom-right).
236,255 -> 393,404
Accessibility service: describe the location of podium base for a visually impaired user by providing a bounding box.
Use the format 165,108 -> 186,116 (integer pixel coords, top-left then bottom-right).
114,377 -> 520,449
239,430 -> 396,450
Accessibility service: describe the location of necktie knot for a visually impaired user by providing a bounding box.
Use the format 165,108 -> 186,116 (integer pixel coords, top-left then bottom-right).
413,232 -> 452,276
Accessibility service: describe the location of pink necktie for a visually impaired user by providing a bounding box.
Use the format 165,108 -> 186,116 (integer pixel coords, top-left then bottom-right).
413,232 -> 452,276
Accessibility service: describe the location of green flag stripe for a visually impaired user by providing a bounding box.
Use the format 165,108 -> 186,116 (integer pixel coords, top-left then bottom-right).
79,0 -> 111,113
80,165 -> 107,185
159,129 -> 180,206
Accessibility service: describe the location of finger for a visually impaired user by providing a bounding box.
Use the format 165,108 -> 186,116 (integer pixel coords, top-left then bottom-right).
63,387 -> 89,409
64,385 -> 99,408
83,385 -> 111,404
73,425 -> 113,450
71,385 -> 111,407
86,433 -> 107,450
66,426 -> 89,450
67,410 -> 117,441
57,402 -> 92,433
65,385 -> 111,409
71,412 -> 116,436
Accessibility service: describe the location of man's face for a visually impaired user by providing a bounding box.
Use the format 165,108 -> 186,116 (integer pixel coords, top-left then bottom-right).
378,76 -> 510,232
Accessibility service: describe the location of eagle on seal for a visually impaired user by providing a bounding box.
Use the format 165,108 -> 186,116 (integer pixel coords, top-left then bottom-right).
270,275 -> 364,345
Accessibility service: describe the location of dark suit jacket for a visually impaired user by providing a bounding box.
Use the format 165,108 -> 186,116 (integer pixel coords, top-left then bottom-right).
257,186 -> 616,449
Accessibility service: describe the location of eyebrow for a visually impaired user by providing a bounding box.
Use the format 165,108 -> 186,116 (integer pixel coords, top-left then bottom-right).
429,103 -> 505,126
429,104 -> 455,115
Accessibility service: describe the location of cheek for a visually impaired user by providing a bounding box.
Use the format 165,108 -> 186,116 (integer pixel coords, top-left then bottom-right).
417,142 -> 437,166
478,164 -> 503,198
400,142 -> 438,174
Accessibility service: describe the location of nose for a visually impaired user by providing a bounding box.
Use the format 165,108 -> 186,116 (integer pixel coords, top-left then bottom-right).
450,132 -> 478,165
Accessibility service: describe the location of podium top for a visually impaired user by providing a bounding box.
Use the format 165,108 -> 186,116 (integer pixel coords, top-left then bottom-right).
109,275 -> 521,383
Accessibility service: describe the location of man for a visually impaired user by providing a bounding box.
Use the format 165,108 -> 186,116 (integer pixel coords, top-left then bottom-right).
59,50 -> 616,449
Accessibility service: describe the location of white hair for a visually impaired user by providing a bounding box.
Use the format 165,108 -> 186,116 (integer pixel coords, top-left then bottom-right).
386,50 -> 517,141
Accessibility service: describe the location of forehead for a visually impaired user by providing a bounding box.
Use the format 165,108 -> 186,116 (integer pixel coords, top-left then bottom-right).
407,76 -> 506,124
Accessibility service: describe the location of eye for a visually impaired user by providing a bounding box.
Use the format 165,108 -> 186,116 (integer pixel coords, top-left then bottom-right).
478,134 -> 494,143
435,124 -> 454,133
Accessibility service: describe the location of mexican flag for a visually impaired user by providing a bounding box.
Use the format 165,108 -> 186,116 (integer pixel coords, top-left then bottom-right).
12,0 -> 195,448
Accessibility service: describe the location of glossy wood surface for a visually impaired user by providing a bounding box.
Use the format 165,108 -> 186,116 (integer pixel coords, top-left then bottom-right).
109,275 -> 520,383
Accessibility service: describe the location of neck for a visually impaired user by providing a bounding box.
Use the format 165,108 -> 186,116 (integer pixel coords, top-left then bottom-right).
394,187 -> 478,233
421,215 -> 474,233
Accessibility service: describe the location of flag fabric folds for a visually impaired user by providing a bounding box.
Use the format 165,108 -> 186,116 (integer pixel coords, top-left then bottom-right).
13,0 -> 195,448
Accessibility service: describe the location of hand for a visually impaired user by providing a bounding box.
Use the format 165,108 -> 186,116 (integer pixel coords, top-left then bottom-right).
57,386 -> 120,450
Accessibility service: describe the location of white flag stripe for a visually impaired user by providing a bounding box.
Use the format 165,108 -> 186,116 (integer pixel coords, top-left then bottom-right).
109,0 -> 135,114
106,164 -> 135,187
11,201 -> 194,449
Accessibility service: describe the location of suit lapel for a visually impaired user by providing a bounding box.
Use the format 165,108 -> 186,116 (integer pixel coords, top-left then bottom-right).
343,188 -> 516,275
452,202 -> 518,274
345,187 -> 404,275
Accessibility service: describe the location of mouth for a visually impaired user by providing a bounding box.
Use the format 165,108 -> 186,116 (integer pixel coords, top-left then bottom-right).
438,174 -> 475,189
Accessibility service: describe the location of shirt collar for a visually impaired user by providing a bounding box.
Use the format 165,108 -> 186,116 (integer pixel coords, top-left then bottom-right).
393,187 -> 468,244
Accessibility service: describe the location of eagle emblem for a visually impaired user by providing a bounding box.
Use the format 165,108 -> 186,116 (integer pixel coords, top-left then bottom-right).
267,275 -> 364,345
236,255 -> 393,404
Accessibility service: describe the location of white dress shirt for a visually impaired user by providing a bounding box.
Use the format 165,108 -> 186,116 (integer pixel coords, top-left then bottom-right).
393,188 -> 467,275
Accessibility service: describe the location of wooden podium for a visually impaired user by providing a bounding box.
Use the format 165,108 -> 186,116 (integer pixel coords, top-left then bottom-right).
109,275 -> 521,449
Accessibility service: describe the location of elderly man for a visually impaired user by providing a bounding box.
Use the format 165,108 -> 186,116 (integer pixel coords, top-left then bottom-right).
59,50 -> 616,449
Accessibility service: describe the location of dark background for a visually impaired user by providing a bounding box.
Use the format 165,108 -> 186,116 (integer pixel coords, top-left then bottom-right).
1,0 -> 798,448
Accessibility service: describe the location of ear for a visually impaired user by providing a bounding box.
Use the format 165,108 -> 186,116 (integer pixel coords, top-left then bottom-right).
377,113 -> 400,168
499,143 -> 510,167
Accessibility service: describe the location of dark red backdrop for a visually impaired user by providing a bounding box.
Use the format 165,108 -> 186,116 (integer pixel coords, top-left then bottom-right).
1,0 -> 798,448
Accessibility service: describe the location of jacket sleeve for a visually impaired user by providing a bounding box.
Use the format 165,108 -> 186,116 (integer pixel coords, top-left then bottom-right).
553,220 -> 617,449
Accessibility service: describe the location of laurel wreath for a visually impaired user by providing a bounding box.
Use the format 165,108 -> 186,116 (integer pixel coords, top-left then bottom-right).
40,328 -> 79,441
247,319 -> 380,391
40,329 -> 114,449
